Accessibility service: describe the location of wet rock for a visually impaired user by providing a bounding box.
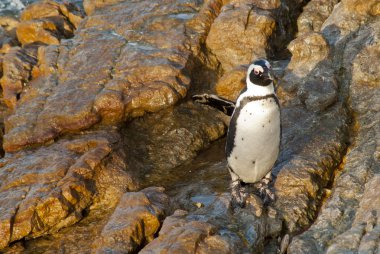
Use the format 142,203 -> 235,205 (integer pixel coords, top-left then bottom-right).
4,0 -> 225,152
139,210 -> 233,254
0,129 -> 137,250
0,27 -> 18,54
215,64 -> 248,101
93,187 -> 169,253
20,0 -> 83,29
16,0 -> 84,45
297,0 -> 339,35
288,18 -> 380,253
0,45 -> 38,108
123,101 -> 226,175
16,18 -> 63,45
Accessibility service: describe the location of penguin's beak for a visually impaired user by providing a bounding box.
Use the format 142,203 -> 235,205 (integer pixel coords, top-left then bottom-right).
264,70 -> 274,81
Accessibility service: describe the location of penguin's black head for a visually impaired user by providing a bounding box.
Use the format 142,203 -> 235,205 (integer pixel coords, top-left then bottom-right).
247,59 -> 273,86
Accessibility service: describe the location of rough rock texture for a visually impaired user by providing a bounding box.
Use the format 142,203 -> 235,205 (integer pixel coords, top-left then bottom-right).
93,187 -> 169,253
139,210 -> 233,254
0,129 -> 137,250
16,0 -> 83,45
215,64 -> 248,101
3,0 -> 225,153
123,101 -> 226,175
288,12 -> 380,253
0,26 -> 18,54
0,45 -> 38,108
206,0 -> 306,71
297,0 -> 340,35
0,0 -> 229,250
0,0 -> 379,252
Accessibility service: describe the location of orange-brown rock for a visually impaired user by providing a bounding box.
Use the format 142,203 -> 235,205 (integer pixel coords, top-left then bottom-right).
0,31 -> 17,54
16,18 -> 62,45
123,101 -> 226,173
215,65 -> 248,101
288,18 -> 380,254
3,0 -> 226,152
20,0 -> 84,29
16,0 -> 84,46
0,45 -> 38,109
0,129 -> 137,250
93,187 -> 169,253
206,1 -> 276,71
139,210 -> 233,253
297,0 -> 339,35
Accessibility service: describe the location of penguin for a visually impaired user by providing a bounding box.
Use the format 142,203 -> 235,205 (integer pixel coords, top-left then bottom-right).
226,59 -> 280,207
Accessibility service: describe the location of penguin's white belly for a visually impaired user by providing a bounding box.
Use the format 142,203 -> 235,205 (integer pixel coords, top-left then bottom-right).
228,99 -> 280,183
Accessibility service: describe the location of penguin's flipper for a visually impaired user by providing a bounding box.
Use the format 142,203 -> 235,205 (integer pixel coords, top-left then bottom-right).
192,94 -> 235,116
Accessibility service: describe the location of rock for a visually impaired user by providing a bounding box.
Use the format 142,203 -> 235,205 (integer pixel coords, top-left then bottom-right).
281,32 -> 330,93
206,1 -> 276,71
3,0 -> 225,152
139,210 -> 233,254
16,18 -> 63,45
93,187 -> 169,253
0,16 -> 19,35
321,0 -> 379,46
206,0 -> 307,71
0,129 -> 137,250
123,101 -> 226,174
297,0 -> 339,35
16,0 -> 84,46
0,45 -> 38,108
20,0 -> 84,29
0,27 -> 18,54
215,64 -> 248,101
288,18 -> 380,253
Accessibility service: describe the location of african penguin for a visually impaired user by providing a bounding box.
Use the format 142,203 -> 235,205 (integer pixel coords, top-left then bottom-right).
226,59 -> 280,207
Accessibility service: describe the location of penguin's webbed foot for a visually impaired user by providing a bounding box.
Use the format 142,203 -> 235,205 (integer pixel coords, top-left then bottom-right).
255,177 -> 275,204
230,180 -> 248,208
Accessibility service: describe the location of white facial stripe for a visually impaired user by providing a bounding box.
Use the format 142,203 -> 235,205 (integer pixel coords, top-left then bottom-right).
252,65 -> 264,73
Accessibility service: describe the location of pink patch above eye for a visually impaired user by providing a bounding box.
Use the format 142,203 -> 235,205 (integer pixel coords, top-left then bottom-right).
254,69 -> 259,74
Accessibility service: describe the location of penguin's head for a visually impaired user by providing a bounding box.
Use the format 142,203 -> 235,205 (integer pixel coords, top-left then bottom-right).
247,59 -> 273,87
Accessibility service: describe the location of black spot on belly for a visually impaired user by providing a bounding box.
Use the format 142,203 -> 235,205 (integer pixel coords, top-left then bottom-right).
241,137 -> 244,141
235,156 -> 238,159
262,124 -> 265,128
269,120 -> 271,123
226,94 -> 280,158
250,113 -> 252,115
252,160 -> 256,164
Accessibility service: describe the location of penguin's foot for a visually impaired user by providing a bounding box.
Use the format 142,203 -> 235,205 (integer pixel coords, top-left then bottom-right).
230,180 -> 248,208
255,177 -> 275,204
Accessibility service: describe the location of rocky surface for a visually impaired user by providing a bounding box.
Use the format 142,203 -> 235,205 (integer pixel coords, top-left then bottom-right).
0,0 -> 379,253
288,5 -> 380,252
93,187 -> 169,253
206,0 -> 306,72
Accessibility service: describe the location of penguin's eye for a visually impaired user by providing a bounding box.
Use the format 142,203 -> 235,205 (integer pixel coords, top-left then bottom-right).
254,69 -> 260,75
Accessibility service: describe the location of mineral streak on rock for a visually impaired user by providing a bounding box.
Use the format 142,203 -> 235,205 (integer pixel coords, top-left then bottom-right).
0,129 -> 137,249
